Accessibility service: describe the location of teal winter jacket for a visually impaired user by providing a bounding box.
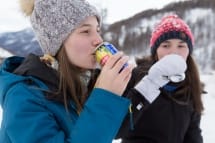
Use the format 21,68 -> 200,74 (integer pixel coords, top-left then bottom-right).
0,55 -> 130,143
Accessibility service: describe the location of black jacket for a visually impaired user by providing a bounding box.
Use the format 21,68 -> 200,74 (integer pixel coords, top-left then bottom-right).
116,61 -> 203,143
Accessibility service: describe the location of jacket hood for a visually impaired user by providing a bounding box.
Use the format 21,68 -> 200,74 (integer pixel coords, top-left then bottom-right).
0,54 -> 59,106
0,56 -> 26,106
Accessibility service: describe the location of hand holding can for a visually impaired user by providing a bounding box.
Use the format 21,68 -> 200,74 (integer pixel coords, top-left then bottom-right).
94,52 -> 133,95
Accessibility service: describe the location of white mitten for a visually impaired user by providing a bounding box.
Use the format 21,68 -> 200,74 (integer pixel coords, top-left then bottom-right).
135,54 -> 187,103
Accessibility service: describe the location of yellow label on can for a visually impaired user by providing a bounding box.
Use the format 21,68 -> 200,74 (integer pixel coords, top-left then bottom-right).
95,45 -> 112,66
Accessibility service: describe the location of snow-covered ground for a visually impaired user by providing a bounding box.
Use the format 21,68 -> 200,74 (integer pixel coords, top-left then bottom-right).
199,72 -> 215,143
0,73 -> 214,143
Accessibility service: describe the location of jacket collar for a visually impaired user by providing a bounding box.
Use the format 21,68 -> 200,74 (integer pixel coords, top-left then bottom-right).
13,54 -> 59,91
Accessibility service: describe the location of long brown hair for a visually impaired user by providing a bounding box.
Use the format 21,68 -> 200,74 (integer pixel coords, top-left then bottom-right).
185,55 -> 204,114
51,46 -> 98,113
136,55 -> 204,114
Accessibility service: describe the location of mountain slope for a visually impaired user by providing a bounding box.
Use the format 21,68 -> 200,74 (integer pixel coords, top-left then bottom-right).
0,0 -> 214,71
0,28 -> 42,57
102,0 -> 215,72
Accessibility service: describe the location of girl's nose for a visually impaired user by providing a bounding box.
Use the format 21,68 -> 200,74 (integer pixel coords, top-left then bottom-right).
170,47 -> 179,54
93,34 -> 103,47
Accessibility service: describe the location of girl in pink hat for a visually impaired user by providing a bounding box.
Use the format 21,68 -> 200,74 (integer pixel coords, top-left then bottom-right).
116,14 -> 204,143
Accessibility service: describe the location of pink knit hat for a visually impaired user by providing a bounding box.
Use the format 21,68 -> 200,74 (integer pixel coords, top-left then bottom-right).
150,14 -> 194,55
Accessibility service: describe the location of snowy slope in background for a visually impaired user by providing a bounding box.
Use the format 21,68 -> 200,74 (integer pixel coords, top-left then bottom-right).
200,72 -> 215,143
1,0 -> 215,72
0,47 -> 13,57
0,28 -> 42,57
0,47 -> 13,63
102,0 -> 215,72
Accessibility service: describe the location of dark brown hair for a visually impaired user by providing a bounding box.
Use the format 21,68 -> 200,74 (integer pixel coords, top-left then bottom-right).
185,55 -> 204,114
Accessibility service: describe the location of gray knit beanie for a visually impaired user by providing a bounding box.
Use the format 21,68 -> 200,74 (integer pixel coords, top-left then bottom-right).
30,0 -> 101,56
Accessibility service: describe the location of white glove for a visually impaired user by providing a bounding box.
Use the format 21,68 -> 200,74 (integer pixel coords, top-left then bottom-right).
135,54 -> 187,103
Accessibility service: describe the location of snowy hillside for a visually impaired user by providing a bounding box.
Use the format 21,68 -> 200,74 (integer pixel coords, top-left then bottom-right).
102,0 -> 215,72
200,72 -> 215,143
0,47 -> 13,63
0,28 -> 42,57
0,47 -> 13,57
0,0 -> 215,71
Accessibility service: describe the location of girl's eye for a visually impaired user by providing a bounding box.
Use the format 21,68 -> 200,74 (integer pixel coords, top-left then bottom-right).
161,44 -> 169,48
81,30 -> 89,33
178,45 -> 185,48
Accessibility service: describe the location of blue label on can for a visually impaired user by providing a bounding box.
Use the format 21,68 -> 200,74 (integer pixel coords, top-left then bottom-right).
103,43 -> 118,54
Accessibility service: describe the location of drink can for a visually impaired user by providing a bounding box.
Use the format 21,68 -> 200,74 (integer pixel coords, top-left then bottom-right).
94,42 -> 128,70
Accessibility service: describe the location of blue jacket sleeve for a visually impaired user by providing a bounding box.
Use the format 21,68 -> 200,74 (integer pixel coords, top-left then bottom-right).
1,83 -> 67,143
1,82 -> 130,143
70,88 -> 130,143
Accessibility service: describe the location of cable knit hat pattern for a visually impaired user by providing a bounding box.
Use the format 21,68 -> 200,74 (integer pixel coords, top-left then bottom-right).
29,0 -> 100,56
150,14 -> 194,55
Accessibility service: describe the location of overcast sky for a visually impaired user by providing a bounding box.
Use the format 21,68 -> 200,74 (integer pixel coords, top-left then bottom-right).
0,0 -> 185,33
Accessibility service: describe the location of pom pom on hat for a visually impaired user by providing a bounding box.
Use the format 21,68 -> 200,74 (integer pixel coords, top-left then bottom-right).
20,0 -> 101,56
19,0 -> 35,16
150,14 -> 194,55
